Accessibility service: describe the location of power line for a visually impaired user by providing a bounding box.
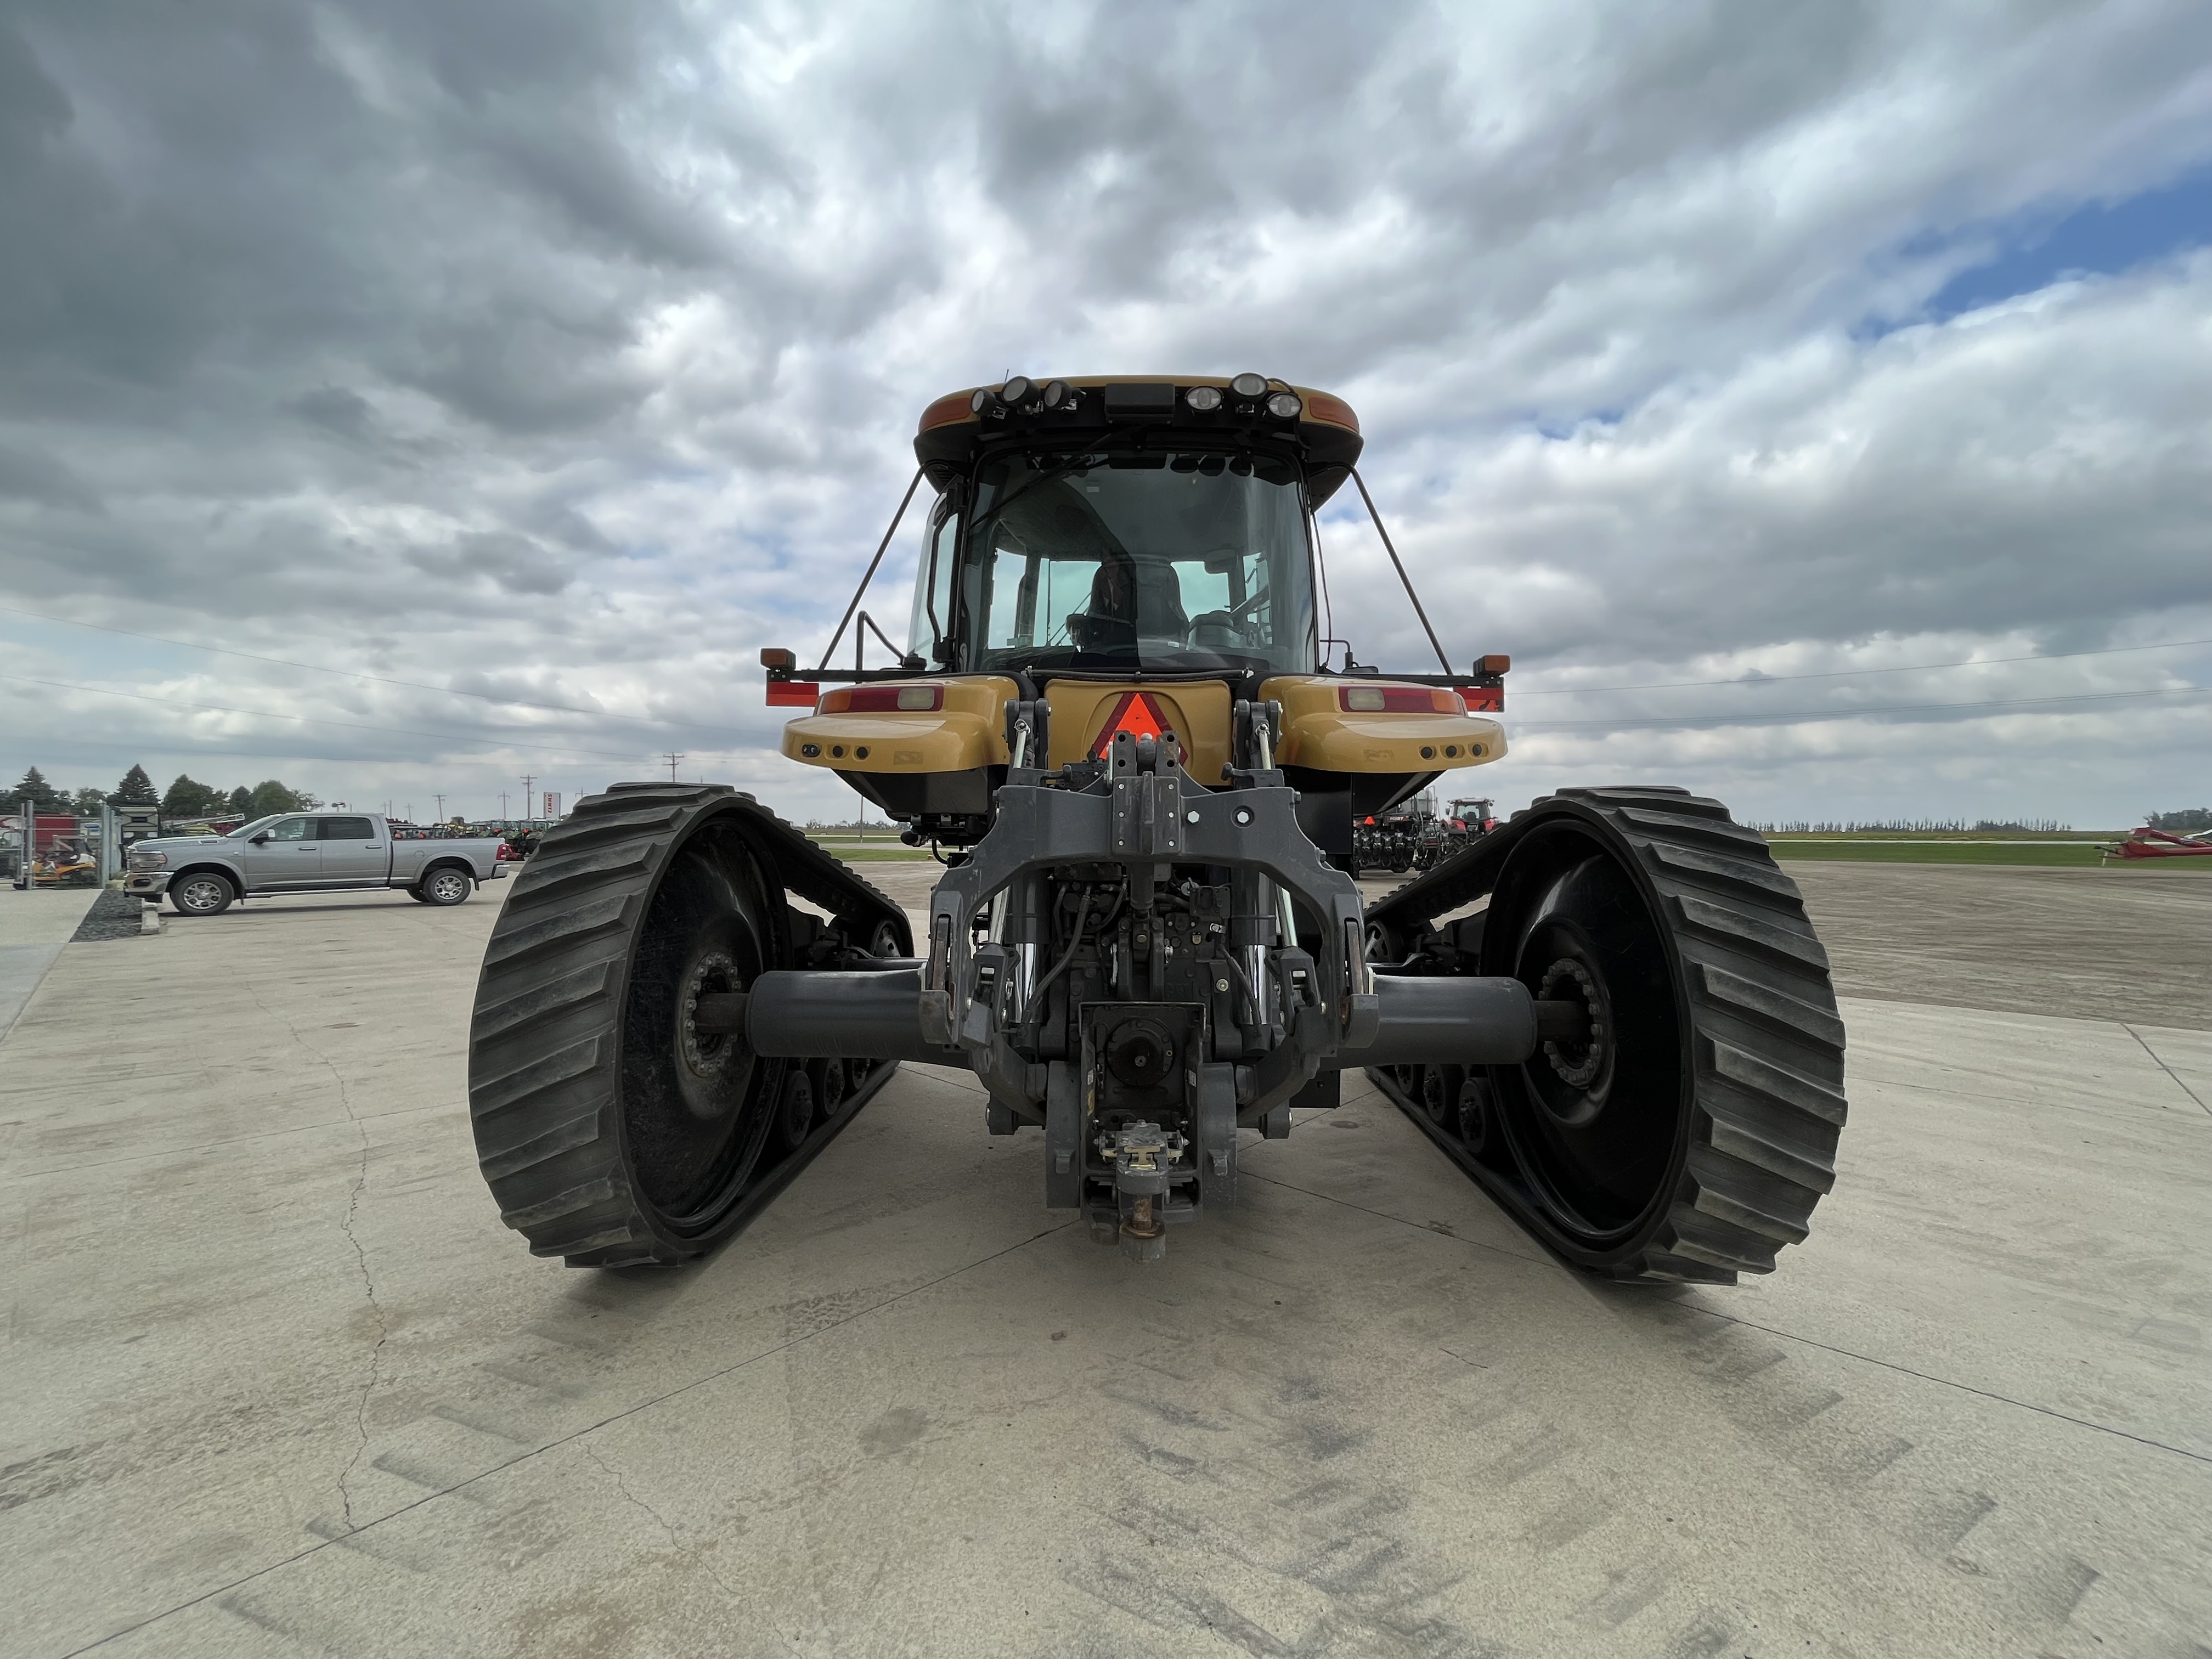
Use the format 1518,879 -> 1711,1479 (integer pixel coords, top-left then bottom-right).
0,603 -> 757,734
0,670 -> 643,761
1515,683 -> 2212,733
1508,636 -> 2212,696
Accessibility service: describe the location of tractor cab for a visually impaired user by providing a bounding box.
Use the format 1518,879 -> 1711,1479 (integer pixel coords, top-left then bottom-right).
768,375 -> 1510,855
913,438 -> 1320,681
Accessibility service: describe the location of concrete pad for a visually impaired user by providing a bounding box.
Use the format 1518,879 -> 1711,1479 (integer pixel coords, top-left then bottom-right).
2126,1022 -> 2212,1115
3,892 -> 2210,1657
0,944 -> 64,1047
0,887 -> 104,946
0,888 -> 104,1042
1838,996 -> 2211,1118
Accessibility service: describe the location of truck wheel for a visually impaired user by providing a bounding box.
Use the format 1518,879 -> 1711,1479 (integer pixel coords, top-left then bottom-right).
420,866 -> 472,906
170,873 -> 235,916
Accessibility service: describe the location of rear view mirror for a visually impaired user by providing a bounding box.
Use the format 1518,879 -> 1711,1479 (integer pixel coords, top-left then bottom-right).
251,833 -> 270,844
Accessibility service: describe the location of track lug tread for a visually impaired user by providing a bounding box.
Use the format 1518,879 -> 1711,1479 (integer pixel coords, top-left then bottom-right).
1643,840 -> 1807,909
499,1173 -> 619,1231
1692,960 -> 1847,1052
471,961 -> 617,1046
469,1035 -> 606,1121
1665,1209 -> 1781,1274
469,780 -> 912,1269
477,1106 -> 606,1181
529,1223 -> 644,1259
1554,784 -> 1715,815
1630,1250 -> 1739,1285
1704,1104 -> 1838,1194
481,893 -> 637,973
1686,1146 -> 1815,1243
1669,890 -> 1833,973
1706,1034 -> 1848,1128
1613,805 -> 1774,852
499,840 -> 664,911
1373,785 -> 1845,1285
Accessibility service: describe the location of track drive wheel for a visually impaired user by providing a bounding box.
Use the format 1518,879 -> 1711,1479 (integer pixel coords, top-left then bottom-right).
467,784 -> 793,1267
1477,787 -> 1846,1282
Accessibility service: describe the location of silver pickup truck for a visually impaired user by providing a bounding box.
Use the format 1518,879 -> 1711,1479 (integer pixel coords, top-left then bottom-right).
124,811 -> 507,915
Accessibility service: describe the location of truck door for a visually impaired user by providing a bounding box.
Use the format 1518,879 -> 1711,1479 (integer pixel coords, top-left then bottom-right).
318,815 -> 385,885
241,815 -> 321,889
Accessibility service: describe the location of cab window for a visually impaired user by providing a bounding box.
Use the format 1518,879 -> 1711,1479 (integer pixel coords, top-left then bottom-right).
318,817 -> 376,840
269,817 -> 313,842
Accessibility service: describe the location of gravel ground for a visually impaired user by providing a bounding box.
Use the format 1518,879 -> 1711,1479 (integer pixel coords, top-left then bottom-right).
1788,861 -> 2212,1028
65,886 -> 148,943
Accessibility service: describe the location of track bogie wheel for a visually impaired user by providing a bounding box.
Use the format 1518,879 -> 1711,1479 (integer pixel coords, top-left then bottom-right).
772,1069 -> 815,1156
1420,1063 -> 1464,1127
810,1057 -> 850,1127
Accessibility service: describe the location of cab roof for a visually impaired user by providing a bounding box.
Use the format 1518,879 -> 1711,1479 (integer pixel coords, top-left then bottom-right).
912,375 -> 1364,501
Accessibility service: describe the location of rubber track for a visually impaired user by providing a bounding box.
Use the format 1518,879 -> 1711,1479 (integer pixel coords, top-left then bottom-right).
467,782 -> 912,1266
1369,786 -> 1846,1283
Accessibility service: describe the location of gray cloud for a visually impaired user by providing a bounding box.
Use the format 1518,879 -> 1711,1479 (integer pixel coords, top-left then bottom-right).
2,1 -> 2210,825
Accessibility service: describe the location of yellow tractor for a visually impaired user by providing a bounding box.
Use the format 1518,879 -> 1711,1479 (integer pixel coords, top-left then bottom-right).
467,375 -> 1844,1279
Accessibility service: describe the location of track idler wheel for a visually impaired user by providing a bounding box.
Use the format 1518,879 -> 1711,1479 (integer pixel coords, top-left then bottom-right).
466,783 -> 896,1267
1391,788 -> 1847,1282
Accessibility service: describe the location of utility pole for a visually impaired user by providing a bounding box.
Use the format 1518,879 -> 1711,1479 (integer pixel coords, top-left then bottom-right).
520,775 -> 537,821
662,753 -> 685,782
433,793 -> 447,822
499,791 -> 509,819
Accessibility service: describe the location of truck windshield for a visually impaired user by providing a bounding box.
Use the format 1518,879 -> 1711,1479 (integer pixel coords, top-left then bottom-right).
952,449 -> 1317,676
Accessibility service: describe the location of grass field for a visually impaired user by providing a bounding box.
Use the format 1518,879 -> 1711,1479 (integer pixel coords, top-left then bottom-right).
1764,837 -> 2207,867
803,836 -> 932,861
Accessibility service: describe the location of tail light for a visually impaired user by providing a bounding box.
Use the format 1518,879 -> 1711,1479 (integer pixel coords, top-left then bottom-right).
820,684 -> 945,713
766,680 -> 822,707
1339,686 -> 1464,714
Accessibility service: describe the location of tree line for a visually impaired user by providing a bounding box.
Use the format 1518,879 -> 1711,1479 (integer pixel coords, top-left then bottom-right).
8,763 -> 322,820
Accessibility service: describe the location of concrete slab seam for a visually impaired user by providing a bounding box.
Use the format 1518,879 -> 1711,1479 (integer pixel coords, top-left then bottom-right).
0,942 -> 65,1048
1696,1310 -> 2212,1469
53,1214 -> 1081,1658
2123,1023 -> 2212,1116
239,974 -> 391,1532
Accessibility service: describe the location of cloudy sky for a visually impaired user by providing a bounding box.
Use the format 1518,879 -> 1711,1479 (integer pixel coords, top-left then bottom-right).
3,1 -> 2209,828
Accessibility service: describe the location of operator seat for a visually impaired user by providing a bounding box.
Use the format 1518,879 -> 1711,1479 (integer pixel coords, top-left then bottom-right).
1068,558 -> 1188,652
